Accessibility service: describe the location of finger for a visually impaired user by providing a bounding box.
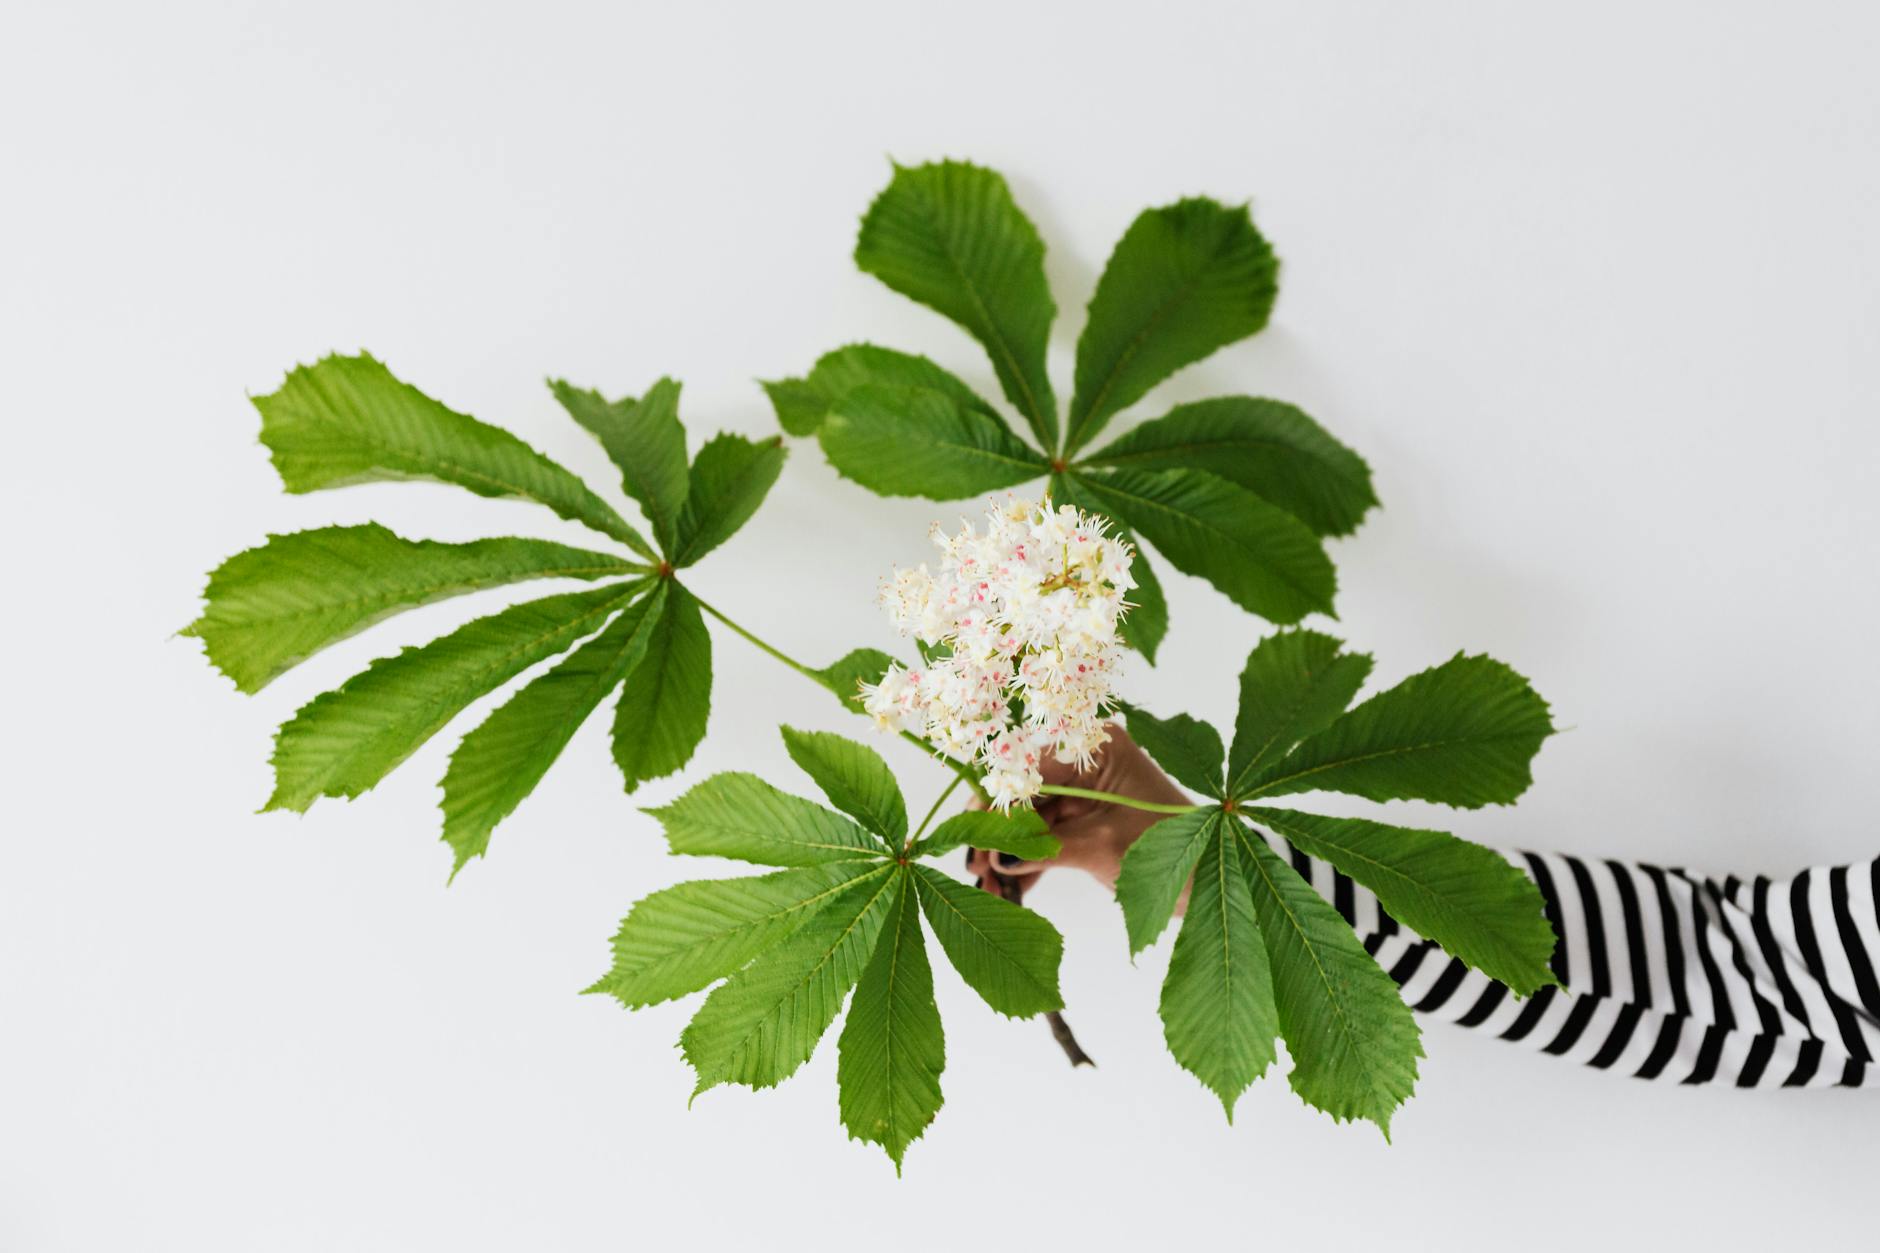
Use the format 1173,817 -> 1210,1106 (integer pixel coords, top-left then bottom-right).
1038,752 -> 1088,789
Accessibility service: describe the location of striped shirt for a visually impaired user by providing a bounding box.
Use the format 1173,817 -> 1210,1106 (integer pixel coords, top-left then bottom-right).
1252,829 -> 1880,1088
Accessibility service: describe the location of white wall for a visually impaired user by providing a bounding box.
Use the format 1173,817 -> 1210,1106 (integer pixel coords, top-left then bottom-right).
4,2 -> 1876,1248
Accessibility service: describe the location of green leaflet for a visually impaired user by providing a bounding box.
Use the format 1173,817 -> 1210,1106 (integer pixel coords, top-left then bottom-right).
1113,808 -> 1218,957
1226,630 -> 1373,797
1085,397 -> 1378,538
1114,526 -> 1169,663
758,376 -> 828,439
1236,824 -> 1422,1136
820,385 -> 1047,500
1123,635 -> 1555,1127
837,872 -> 946,1172
265,581 -> 646,813
811,648 -> 899,714
186,524 -> 637,693
550,377 -> 690,554
610,582 -> 712,794
1121,705 -> 1225,799
1066,198 -> 1278,456
255,354 -> 652,558
1160,820 -> 1278,1119
683,866 -> 899,1093
647,772 -> 886,866
781,726 -> 907,845
780,166 -> 1385,672
1051,471 -> 1167,663
912,809 -> 1056,862
1067,467 -> 1336,626
440,586 -> 668,875
912,866 -> 1062,1018
763,343 -> 1004,438
1246,807 -> 1557,995
587,862 -> 885,1007
854,161 -> 1058,450
1246,653 -> 1554,808
671,433 -> 787,567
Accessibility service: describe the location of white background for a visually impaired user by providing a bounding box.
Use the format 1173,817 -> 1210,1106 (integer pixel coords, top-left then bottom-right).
4,2 -> 1877,1249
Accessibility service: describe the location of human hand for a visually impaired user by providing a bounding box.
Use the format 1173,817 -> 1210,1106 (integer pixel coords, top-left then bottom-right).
965,723 -> 1190,903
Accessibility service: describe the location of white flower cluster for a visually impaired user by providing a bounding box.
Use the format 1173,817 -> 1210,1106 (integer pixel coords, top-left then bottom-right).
861,496 -> 1134,809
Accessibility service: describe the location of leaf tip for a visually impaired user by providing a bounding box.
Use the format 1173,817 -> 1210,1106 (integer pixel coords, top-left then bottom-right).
444,847 -> 479,887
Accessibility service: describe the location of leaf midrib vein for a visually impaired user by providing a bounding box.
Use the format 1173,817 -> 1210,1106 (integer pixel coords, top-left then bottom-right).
1230,661 -> 1353,796
1235,826 -> 1366,1054
298,387 -> 636,542
903,184 -> 1052,448
1070,227 -> 1245,451
1079,472 -> 1321,601
614,868 -> 880,988
709,866 -> 897,1076
218,563 -> 632,630
279,585 -> 643,795
916,871 -> 1052,1001
1247,728 -> 1539,798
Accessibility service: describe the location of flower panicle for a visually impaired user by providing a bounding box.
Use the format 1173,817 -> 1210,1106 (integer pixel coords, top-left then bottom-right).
862,496 -> 1133,809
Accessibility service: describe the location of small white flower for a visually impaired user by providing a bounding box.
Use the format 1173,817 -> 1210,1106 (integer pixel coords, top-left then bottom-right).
860,494 -> 1132,809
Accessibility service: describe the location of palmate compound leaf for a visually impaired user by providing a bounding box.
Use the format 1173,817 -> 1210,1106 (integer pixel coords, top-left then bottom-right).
586,861 -> 886,1007
646,771 -> 889,865
682,865 -> 900,1094
912,866 -> 1062,1018
1050,471 -> 1168,664
1160,814 -> 1278,1119
185,524 -> 639,693
1065,197 -> 1279,458
781,726 -> 908,844
1234,821 -> 1423,1136
1244,653 -> 1555,808
762,343 -> 1006,438
255,353 -> 654,559
265,580 -> 648,813
855,160 -> 1058,450
671,432 -> 788,567
610,582 -> 712,794
440,585 -> 670,876
1113,808 -> 1217,956
616,771 -> 1072,1168
1245,807 -> 1558,995
549,377 -> 690,555
838,871 -> 946,1172
1226,630 -> 1374,798
1120,705 -> 1225,799
1067,467 -> 1336,626
1084,397 -> 1379,539
819,384 -> 1048,500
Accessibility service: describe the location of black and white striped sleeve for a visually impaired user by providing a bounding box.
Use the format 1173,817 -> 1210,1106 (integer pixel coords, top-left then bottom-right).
1250,828 -> 1880,1088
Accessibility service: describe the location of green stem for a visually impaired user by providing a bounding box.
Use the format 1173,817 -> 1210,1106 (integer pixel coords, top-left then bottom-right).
1037,784 -> 1199,816
910,774 -> 964,845
689,591 -> 824,683
689,587 -> 989,802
